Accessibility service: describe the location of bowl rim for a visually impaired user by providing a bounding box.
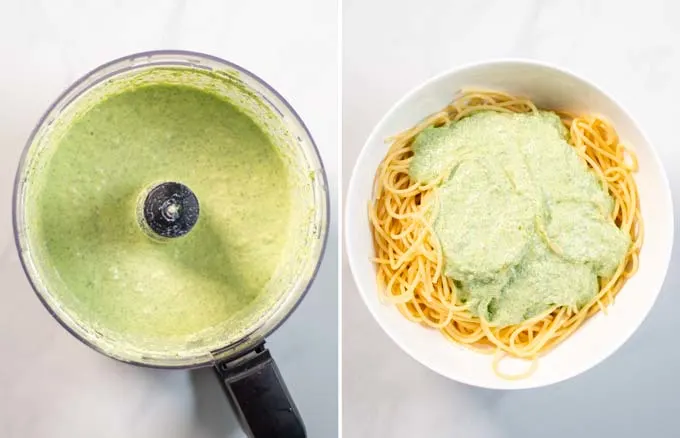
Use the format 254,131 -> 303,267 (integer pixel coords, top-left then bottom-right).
345,57 -> 674,389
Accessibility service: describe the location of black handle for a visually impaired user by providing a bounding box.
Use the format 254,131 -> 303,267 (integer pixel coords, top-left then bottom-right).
214,343 -> 306,438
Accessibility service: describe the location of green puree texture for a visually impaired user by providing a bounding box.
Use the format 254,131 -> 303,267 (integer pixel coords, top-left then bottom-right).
409,111 -> 630,327
29,84 -> 291,344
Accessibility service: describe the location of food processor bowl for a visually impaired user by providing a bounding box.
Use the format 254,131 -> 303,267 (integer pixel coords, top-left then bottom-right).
13,50 -> 329,438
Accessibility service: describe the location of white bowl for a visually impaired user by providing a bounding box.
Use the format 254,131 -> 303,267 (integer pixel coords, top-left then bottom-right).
345,59 -> 674,389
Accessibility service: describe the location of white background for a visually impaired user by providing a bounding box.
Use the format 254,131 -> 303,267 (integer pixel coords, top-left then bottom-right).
0,1 -> 338,437
343,0 -> 680,437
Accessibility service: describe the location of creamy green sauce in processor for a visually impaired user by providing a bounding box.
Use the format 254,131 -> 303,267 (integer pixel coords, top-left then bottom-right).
409,111 -> 630,327
26,80 -> 293,350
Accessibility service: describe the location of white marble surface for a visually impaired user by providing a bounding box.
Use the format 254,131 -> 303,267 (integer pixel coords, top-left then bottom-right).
343,0 -> 680,436
0,1 -> 338,437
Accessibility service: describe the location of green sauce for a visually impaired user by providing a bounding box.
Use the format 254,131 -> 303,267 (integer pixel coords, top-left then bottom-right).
409,111 -> 630,327
26,82 -> 293,350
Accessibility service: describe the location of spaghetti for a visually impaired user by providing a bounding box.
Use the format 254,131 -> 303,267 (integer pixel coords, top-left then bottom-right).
369,90 -> 642,379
